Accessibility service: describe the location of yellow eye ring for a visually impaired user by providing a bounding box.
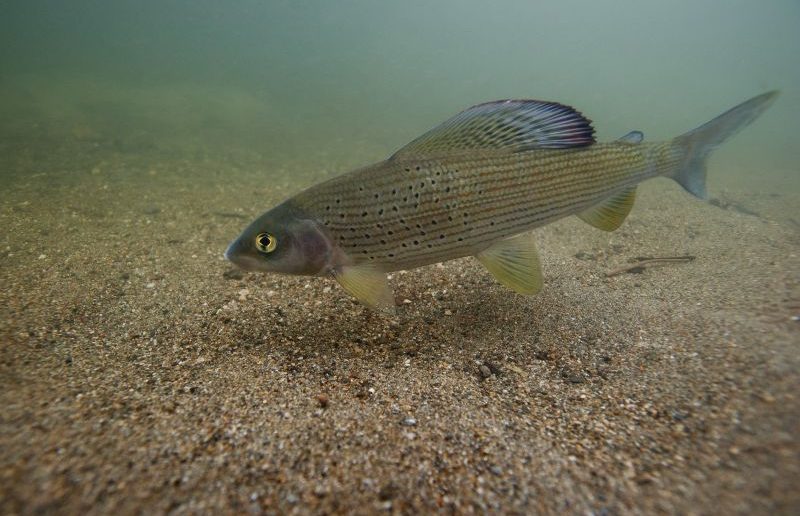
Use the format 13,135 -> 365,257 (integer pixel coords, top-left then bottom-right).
255,232 -> 277,253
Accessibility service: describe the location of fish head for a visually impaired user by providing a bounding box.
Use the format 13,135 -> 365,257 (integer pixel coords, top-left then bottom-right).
225,202 -> 332,276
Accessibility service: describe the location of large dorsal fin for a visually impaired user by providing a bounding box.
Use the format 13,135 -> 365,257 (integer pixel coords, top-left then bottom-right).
390,99 -> 595,160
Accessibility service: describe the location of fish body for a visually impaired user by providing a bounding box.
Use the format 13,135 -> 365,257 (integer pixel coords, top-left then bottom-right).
225,93 -> 778,311
290,142 -> 665,272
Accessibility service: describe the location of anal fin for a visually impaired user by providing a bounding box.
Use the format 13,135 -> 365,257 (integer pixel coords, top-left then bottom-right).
578,187 -> 636,232
332,264 -> 395,313
476,233 -> 543,295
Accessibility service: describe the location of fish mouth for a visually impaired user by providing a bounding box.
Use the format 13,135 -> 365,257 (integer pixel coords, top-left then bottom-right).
224,240 -> 263,271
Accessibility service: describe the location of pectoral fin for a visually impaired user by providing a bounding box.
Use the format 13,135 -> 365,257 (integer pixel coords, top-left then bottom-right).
578,187 -> 636,231
476,233 -> 543,295
332,264 -> 395,313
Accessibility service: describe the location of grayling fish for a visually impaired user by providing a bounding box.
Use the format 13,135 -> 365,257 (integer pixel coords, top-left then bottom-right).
225,92 -> 777,311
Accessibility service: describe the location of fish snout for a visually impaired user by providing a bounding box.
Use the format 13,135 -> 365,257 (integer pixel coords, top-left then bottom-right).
224,238 -> 262,271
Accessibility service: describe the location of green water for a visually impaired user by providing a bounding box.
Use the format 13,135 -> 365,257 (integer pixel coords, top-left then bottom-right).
1,0 -> 798,193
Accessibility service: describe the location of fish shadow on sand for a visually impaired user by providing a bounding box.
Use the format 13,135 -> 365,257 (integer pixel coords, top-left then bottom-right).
251,277 -> 585,358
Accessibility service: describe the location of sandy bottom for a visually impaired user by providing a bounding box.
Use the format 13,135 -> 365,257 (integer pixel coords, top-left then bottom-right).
1,139 -> 798,514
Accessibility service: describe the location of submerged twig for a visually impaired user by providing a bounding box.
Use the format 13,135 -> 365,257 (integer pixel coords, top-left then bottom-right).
606,255 -> 696,277
709,195 -> 763,218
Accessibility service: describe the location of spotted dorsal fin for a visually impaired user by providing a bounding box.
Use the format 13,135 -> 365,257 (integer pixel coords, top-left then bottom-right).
390,99 -> 595,159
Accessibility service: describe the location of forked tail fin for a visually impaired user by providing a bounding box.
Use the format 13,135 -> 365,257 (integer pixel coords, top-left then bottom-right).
671,91 -> 779,199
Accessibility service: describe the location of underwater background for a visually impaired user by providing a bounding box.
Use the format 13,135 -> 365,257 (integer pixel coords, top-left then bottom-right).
1,1 -> 798,514
1,0 -> 798,188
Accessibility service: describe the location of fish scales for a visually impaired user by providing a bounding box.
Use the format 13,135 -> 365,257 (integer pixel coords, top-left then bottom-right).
226,93 -> 777,310
292,142 -> 676,271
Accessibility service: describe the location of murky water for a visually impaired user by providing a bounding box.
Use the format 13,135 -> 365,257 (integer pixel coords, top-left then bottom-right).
2,1 -> 798,187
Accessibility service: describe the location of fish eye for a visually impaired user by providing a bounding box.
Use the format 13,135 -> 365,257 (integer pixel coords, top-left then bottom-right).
255,232 -> 277,254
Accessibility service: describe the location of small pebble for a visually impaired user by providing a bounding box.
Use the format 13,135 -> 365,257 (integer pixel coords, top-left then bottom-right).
401,417 -> 417,426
